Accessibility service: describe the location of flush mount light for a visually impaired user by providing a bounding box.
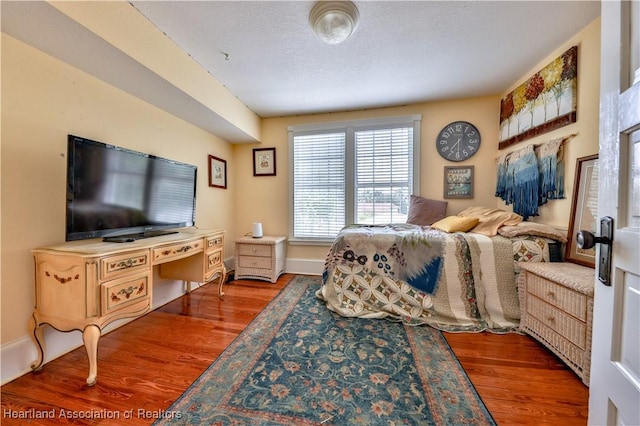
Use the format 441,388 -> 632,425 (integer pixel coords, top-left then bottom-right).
309,1 -> 359,45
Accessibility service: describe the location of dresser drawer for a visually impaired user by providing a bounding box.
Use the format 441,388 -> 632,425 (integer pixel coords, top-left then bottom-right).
526,272 -> 588,321
102,274 -> 149,315
207,249 -> 223,271
207,235 -> 223,250
237,243 -> 272,257
100,250 -> 149,281
526,296 -> 587,349
237,255 -> 272,269
153,239 -> 204,264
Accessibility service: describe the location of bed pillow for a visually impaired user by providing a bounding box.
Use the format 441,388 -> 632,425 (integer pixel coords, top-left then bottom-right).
498,221 -> 568,243
406,195 -> 448,226
457,206 -> 523,236
431,216 -> 479,233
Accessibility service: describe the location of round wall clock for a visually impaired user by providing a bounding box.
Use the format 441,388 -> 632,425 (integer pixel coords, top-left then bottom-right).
436,121 -> 481,162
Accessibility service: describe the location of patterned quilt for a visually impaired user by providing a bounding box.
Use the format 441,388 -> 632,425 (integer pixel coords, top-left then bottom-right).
317,224 -> 523,332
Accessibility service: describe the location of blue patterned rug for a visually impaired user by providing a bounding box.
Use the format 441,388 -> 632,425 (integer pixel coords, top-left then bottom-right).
156,275 -> 495,425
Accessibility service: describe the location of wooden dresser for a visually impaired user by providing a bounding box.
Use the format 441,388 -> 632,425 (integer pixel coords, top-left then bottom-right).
234,236 -> 286,283
30,228 -> 225,386
518,262 -> 595,385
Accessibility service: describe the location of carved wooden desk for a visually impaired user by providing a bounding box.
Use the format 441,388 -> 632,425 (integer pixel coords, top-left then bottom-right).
30,228 -> 225,386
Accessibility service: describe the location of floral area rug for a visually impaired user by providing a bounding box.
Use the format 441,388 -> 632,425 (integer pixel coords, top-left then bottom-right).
155,275 -> 495,425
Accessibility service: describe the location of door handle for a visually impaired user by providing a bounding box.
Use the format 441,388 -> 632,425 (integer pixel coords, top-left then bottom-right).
576,216 -> 613,285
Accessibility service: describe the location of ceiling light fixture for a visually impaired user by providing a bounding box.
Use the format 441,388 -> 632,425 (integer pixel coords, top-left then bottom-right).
309,1 -> 359,45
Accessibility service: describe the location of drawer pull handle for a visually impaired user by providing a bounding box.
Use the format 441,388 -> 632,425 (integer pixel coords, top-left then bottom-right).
546,316 -> 555,322
177,245 -> 193,253
546,291 -> 555,297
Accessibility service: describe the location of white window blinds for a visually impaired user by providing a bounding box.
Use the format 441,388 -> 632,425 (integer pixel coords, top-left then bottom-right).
289,115 -> 420,242
292,132 -> 346,239
355,127 -> 413,225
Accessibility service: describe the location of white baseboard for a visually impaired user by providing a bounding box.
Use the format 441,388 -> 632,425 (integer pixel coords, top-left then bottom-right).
0,257 -> 324,385
285,258 -> 324,276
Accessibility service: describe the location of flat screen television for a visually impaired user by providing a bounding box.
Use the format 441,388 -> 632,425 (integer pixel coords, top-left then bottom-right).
66,135 -> 197,242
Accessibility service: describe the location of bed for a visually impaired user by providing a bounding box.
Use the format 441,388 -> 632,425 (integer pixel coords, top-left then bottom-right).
317,203 -> 567,333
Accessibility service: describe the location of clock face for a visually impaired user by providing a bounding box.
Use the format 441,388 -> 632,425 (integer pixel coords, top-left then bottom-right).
436,121 -> 481,162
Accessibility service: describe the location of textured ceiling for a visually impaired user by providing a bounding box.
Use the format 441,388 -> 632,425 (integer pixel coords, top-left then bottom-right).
131,1 -> 601,117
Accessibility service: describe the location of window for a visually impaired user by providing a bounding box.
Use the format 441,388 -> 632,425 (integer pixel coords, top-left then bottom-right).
289,115 -> 421,243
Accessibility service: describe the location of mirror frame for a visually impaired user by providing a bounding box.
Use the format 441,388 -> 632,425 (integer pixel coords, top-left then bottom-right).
565,154 -> 599,267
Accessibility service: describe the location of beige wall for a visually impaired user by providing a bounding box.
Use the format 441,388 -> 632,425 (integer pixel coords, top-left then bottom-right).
234,97 -> 501,260
1,34 -> 236,345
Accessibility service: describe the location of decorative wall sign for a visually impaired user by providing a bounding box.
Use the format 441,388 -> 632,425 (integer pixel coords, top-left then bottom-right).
253,148 -> 276,176
208,155 -> 227,189
443,166 -> 474,199
499,46 -> 578,150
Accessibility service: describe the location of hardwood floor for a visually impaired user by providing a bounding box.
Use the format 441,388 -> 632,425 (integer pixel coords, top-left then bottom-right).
1,274 -> 589,425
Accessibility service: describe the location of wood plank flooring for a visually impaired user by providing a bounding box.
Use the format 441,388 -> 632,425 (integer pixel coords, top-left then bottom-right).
1,274 -> 589,425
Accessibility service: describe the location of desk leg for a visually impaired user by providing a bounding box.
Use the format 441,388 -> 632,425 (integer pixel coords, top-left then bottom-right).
218,265 -> 227,299
29,314 -> 46,371
82,325 -> 101,386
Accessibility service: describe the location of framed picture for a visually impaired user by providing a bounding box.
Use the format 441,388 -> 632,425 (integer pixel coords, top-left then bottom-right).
566,154 -> 599,267
253,148 -> 276,176
444,166 -> 474,199
498,46 -> 578,150
208,155 -> 227,189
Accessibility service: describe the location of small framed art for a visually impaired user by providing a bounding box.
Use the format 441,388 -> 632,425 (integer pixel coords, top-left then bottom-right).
208,155 -> 227,189
444,166 -> 474,199
253,148 -> 276,176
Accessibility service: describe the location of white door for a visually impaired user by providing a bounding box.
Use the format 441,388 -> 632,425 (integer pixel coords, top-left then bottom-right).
588,1 -> 640,425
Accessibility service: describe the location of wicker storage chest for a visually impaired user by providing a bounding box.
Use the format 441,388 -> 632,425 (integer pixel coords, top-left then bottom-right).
518,262 -> 595,386
235,236 -> 286,283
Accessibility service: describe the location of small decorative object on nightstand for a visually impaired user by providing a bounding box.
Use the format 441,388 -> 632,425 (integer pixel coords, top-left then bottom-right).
235,236 -> 286,283
518,262 -> 595,386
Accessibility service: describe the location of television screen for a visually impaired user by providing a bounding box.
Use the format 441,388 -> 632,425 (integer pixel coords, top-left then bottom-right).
66,135 -> 197,241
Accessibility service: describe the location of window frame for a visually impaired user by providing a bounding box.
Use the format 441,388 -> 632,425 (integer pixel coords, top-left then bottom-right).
288,115 -> 421,245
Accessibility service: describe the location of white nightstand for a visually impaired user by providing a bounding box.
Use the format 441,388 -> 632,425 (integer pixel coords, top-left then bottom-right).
518,262 -> 595,386
234,236 -> 286,283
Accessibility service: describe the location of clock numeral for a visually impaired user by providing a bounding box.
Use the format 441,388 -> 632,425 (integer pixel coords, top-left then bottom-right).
469,139 -> 479,144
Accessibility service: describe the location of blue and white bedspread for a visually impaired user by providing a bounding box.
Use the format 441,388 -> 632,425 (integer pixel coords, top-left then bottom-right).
317,224 -> 522,332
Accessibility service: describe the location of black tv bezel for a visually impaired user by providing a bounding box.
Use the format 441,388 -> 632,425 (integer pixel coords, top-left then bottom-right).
66,134 -> 197,242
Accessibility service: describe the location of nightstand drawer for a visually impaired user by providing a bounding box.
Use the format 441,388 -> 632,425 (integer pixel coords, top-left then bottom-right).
527,295 -> 587,349
153,239 -> 204,264
100,250 -> 149,281
237,243 -> 272,257
237,255 -> 271,269
526,273 -> 588,321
